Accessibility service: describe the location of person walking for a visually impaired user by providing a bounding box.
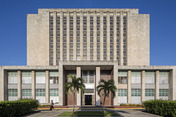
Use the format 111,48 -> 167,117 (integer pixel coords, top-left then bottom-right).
50,100 -> 54,111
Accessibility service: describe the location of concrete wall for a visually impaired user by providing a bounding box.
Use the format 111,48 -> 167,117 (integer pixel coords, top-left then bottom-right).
27,10 -> 50,66
128,14 -> 150,65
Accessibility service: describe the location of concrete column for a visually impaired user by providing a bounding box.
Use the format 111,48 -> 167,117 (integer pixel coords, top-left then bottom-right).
155,70 -> 159,99
113,12 -> 117,62
169,68 -> 176,100
93,12 -> 97,61
59,63 -> 64,105
67,12 -> 70,61
141,70 -> 145,102
113,62 -> 118,106
60,12 -> 63,61
45,70 -> 50,104
100,12 -> 103,61
87,12 -> 90,61
76,67 -> 81,106
127,70 -> 131,104
4,70 -> 8,101
80,12 -> 83,61
17,70 -> 22,99
120,12 -> 123,65
73,12 -> 77,61
53,12 -> 57,65
0,67 -> 3,101
107,13 -> 110,61
96,67 -> 100,106
32,71 -> 36,99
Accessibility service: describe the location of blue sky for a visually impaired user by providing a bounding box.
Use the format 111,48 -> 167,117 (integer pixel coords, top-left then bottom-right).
0,0 -> 176,65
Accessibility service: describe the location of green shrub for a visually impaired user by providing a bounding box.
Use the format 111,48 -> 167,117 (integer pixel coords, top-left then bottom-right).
120,103 -> 144,107
0,99 -> 39,117
38,105 -> 50,108
143,100 -> 176,117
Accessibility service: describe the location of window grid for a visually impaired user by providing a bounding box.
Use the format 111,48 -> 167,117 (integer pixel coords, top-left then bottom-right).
8,89 -> 18,97
49,14 -> 53,65
36,89 -> 45,96
116,16 -> 120,65
22,89 -> 32,97
131,89 -> 141,96
56,15 -> 60,65
50,89 -> 59,96
63,16 -> 67,60
145,89 -> 154,96
159,89 -> 168,96
118,89 -> 127,96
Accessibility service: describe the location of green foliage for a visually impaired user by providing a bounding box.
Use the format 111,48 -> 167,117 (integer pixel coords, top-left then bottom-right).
143,100 -> 176,117
0,99 -> 39,117
65,74 -> 85,95
120,103 -> 144,107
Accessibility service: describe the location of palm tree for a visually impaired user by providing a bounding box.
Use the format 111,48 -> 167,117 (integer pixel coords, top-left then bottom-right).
96,79 -> 117,113
64,74 -> 85,113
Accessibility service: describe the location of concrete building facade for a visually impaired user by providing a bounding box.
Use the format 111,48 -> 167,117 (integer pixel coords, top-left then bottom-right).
0,8 -> 175,107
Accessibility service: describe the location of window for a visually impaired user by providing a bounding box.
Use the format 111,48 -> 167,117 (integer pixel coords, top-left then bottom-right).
145,71 -> 155,83
131,71 -> 141,83
131,89 -> 141,96
82,71 -> 94,83
118,71 -> 127,84
145,89 -> 154,96
22,71 -> 32,84
159,89 -> 168,96
159,71 -> 169,84
118,89 -> 127,96
8,71 -> 18,84
22,89 -> 32,97
36,71 -> 45,84
50,71 -> 59,84
50,89 -> 59,96
8,89 -> 17,96
36,89 -> 45,96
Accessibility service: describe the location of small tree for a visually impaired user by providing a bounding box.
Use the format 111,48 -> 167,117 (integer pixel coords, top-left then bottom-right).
96,79 -> 117,113
65,74 -> 85,113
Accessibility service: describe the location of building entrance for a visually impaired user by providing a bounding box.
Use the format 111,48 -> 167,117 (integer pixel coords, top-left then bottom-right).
85,95 -> 92,105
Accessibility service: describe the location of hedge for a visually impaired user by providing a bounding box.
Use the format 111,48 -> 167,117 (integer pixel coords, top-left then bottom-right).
0,99 -> 39,117
143,100 -> 176,117
120,103 -> 144,107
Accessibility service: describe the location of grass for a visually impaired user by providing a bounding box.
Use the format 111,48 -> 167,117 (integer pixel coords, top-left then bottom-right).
59,111 -> 118,116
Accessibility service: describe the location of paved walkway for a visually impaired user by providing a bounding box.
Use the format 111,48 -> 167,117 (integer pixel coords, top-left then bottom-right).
21,109 -> 161,117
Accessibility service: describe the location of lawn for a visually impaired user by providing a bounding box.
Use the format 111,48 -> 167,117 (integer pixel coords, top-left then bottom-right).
59,111 -> 118,116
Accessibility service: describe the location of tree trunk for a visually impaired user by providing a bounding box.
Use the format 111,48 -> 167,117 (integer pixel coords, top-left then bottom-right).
73,93 -> 75,113
103,95 -> 106,113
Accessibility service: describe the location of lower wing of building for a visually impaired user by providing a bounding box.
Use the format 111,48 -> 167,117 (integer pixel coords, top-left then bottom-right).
0,61 -> 176,106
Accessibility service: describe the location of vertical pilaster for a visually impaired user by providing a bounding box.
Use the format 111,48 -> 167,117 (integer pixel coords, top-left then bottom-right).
100,12 -> 103,61
113,12 -> 117,62
155,70 -> 159,99
80,12 -> 83,61
45,70 -> 50,103
59,63 -> 64,105
32,71 -> 36,99
18,70 -> 22,99
67,12 -> 70,61
169,68 -> 176,100
87,12 -> 90,61
141,70 -> 145,102
60,12 -> 63,61
93,12 -> 97,61
126,12 -> 129,65
113,62 -> 118,106
53,12 -> 57,65
107,13 -> 110,61
73,12 -> 76,61
127,70 -> 131,104
76,67 -> 81,106
120,12 -> 123,65
96,67 -> 100,105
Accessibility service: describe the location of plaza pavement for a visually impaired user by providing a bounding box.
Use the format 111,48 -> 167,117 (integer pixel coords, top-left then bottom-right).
21,108 -> 161,117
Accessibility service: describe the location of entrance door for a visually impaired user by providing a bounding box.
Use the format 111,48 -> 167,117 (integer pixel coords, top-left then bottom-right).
85,95 -> 92,105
